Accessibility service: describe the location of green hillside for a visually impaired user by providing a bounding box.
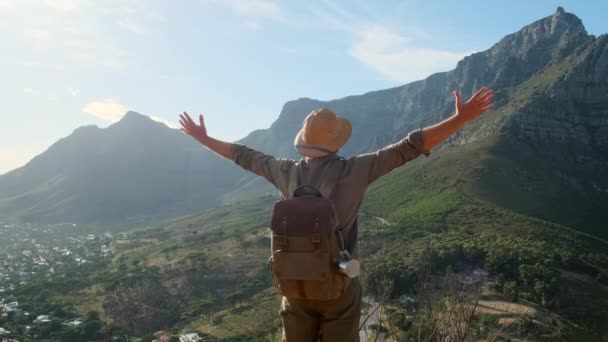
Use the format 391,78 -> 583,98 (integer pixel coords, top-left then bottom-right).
1,8 -> 607,341
7,139 -> 606,341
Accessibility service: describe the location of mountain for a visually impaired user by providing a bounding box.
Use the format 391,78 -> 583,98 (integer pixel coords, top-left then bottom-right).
234,7 -> 608,237
1,7 -> 607,237
0,112 -> 242,224
2,8 -> 608,341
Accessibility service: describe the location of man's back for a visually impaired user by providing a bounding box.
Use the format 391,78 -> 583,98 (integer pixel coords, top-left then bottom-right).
230,128 -> 428,256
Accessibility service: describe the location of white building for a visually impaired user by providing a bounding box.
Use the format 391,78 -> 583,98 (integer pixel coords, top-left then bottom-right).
180,333 -> 200,342
33,315 -> 52,324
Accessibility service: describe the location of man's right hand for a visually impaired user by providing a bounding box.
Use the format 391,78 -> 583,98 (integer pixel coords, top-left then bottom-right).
179,112 -> 208,144
179,112 -> 234,159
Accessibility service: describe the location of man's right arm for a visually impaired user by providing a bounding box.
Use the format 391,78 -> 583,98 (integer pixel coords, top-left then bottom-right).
198,135 -> 233,160
179,112 -> 295,195
179,112 -> 233,160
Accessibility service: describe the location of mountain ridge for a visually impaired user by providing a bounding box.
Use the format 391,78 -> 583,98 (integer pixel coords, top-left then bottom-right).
1,8 -> 606,237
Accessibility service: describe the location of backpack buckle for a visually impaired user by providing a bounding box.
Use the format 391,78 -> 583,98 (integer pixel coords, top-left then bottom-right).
276,235 -> 288,245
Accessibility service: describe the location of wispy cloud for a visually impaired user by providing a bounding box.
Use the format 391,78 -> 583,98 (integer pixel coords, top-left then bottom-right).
47,91 -> 58,101
350,25 -> 467,83
23,87 -> 34,94
208,0 -> 283,29
44,0 -> 89,12
25,29 -> 54,44
211,0 -> 282,19
0,0 -> 17,9
59,35 -> 128,69
244,20 -> 261,30
82,100 -> 129,122
2,2 -> 135,71
68,87 -> 80,96
65,49 -> 127,69
310,3 -> 469,84
118,18 -> 145,35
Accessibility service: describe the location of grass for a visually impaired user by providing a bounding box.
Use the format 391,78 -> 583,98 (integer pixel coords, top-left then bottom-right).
186,288 -> 281,340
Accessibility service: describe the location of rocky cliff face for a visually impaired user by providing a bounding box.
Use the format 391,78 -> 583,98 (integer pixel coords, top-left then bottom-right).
242,8 -> 601,154
235,7 -> 608,236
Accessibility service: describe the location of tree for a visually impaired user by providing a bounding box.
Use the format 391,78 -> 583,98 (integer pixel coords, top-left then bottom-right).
359,275 -> 394,342
103,277 -> 180,336
83,320 -> 103,340
86,310 -> 101,321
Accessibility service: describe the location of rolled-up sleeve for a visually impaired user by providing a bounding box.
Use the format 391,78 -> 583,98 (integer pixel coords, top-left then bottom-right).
231,144 -> 296,192
351,129 -> 430,184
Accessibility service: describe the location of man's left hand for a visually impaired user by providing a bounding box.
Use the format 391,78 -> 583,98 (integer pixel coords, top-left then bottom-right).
454,87 -> 494,125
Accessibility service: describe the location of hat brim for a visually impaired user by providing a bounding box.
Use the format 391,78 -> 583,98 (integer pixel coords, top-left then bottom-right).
295,117 -> 352,158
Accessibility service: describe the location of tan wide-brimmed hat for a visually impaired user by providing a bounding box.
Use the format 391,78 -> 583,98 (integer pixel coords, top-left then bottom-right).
294,108 -> 352,158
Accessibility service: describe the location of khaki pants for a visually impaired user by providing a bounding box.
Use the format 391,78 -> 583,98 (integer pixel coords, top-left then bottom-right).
279,278 -> 361,342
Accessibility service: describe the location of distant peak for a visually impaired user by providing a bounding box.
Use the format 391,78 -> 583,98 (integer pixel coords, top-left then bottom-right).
122,111 -> 148,120
275,97 -> 324,125
117,111 -> 153,124
548,6 -> 585,31
107,111 -> 159,130
489,6 -> 587,56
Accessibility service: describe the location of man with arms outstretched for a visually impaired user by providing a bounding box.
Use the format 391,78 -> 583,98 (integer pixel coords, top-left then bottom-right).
179,87 -> 494,342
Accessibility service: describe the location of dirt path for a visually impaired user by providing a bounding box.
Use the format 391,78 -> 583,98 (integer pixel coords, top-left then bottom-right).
476,292 -> 539,326
373,216 -> 393,226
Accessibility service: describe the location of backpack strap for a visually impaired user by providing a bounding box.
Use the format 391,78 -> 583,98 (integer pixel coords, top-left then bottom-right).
318,160 -> 349,254
287,158 -> 343,199
286,163 -> 301,199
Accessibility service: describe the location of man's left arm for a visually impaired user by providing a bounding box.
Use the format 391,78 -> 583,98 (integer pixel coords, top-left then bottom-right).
353,87 -> 494,184
421,87 -> 494,150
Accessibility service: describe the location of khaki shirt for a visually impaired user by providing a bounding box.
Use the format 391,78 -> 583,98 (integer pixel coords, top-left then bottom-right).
230,129 -> 429,256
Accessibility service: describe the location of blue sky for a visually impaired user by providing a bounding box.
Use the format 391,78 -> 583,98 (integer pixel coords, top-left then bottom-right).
1,0 -> 607,174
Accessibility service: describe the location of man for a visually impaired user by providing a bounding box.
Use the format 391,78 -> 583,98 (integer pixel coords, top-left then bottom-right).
179,87 -> 494,341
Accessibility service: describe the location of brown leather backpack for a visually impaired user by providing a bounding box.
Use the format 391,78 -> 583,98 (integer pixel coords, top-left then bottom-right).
269,160 -> 351,300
